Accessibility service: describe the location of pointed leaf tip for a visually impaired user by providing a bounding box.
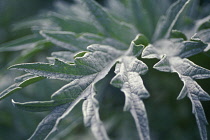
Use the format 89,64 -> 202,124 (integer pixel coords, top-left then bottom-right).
133,34 -> 149,47
153,55 -> 172,72
111,56 -> 150,140
141,44 -> 159,59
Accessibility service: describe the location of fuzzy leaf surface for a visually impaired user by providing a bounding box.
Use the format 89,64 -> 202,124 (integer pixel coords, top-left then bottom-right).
11,44 -> 127,140
29,103 -> 71,140
142,38 -> 207,59
142,35 -> 210,140
9,59 -> 97,82
180,76 -> 210,140
111,56 -> 150,140
82,88 -> 110,140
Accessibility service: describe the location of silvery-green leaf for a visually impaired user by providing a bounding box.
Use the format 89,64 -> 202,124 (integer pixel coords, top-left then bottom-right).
53,1 -> 92,22
12,18 -> 59,31
0,85 -> 21,100
140,0 -> 167,27
129,94 -> 150,140
29,103 -> 71,140
9,59 -> 97,81
25,44 -> 126,140
141,44 -> 160,59
11,40 -> 51,64
142,38 -> 207,59
188,94 -> 208,140
12,100 -> 60,112
178,76 -> 210,101
153,0 -> 191,41
129,0 -> 153,38
40,30 -> 94,52
178,76 -> 210,140
111,56 -> 150,140
82,89 -> 109,140
49,51 -> 76,63
47,12 -> 99,34
44,38 -> 143,139
40,30 -> 128,52
45,106 -> 83,140
197,29 -> 210,55
197,29 -> 210,43
170,58 -> 210,79
79,0 -> 138,44
0,74 -> 44,100
105,0 -> 132,23
126,34 -> 149,57
144,29 -> 210,140
178,40 -> 207,58
186,15 -> 210,37
153,55 -> 171,72
51,75 -> 96,102
0,35 -> 43,52
177,83 -> 188,100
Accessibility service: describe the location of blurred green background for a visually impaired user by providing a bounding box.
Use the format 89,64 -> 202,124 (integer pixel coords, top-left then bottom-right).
0,0 -> 210,140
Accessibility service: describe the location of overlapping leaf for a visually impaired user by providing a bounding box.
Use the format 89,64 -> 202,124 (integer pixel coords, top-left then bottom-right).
128,0 -> 153,38
111,56 -> 150,140
0,35 -> 43,52
0,74 -> 44,100
197,28 -> 210,56
82,88 -> 110,140
152,0 -> 191,41
142,37 -> 207,59
1,0 -> 210,140
28,102 -> 71,140
8,44 -> 125,139
40,30 -> 128,52
79,0 -> 138,44
142,34 -> 210,140
47,12 -> 99,34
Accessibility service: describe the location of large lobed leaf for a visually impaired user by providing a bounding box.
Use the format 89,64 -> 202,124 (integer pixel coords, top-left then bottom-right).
1,0 -> 210,140
8,43 -> 125,139
142,32 -> 210,140
111,56 -> 150,140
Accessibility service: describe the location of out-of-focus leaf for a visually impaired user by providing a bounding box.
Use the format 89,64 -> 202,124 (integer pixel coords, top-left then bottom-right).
40,30 -> 128,52
0,35 -> 43,52
170,30 -> 187,40
28,103 -> 71,140
79,0 -> 138,44
0,74 -> 44,100
153,0 -> 191,41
